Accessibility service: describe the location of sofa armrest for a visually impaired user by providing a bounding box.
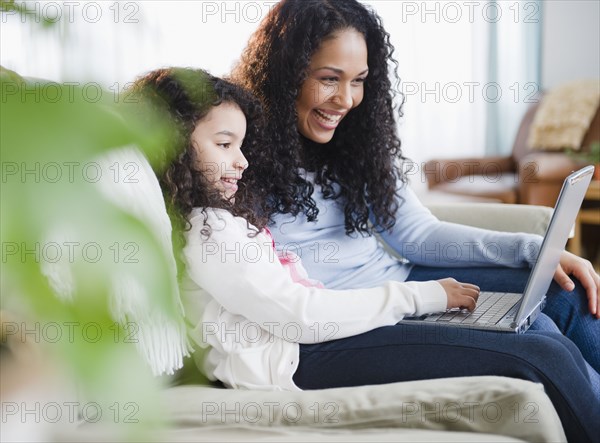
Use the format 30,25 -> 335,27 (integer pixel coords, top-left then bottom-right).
426,203 -> 553,236
516,153 -> 583,207
424,156 -> 515,187
519,152 -> 580,182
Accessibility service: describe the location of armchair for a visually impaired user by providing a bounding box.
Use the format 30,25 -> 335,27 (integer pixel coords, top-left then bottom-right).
424,100 -> 600,207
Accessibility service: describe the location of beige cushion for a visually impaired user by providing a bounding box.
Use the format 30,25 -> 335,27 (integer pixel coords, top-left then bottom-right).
160,376 -> 565,442
527,79 -> 600,151
152,426 -> 526,442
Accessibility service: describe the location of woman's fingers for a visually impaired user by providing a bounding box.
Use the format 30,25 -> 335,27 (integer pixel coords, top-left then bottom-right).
556,251 -> 600,318
554,265 -> 576,292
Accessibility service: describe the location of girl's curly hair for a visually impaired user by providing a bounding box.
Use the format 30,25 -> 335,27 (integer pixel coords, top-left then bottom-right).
126,67 -> 271,245
231,0 -> 407,235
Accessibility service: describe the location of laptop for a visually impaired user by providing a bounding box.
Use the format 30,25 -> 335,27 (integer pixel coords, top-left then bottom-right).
400,165 -> 595,334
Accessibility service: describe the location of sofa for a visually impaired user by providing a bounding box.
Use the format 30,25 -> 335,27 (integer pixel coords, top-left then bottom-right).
72,148 -> 564,442
1,144 -> 566,442
1,73 -> 567,440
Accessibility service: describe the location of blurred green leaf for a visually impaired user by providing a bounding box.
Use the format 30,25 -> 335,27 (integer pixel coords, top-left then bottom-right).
1,75 -> 179,440
1,0 -> 61,27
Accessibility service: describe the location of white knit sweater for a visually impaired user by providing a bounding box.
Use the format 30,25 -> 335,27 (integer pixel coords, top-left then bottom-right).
180,208 -> 447,391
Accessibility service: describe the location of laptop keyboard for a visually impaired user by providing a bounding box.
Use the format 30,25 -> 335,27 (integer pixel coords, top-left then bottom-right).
423,292 -> 521,325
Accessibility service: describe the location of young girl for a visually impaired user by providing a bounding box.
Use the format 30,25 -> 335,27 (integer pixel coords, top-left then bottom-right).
130,67 -> 599,441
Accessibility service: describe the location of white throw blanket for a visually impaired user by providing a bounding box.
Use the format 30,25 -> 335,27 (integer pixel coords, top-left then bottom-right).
41,146 -> 191,376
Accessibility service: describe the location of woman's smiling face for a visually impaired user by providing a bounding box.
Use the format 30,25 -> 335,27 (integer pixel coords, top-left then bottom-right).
296,28 -> 368,144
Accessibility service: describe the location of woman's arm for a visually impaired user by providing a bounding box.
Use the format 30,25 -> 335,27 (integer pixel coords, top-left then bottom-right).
377,184 -> 543,268
183,209 -> 448,344
379,186 -> 600,317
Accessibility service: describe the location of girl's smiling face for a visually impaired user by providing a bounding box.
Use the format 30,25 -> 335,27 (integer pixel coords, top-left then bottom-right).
191,102 -> 249,200
296,28 -> 368,144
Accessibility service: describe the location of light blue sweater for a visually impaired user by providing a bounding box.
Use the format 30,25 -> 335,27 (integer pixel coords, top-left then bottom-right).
269,174 -> 543,290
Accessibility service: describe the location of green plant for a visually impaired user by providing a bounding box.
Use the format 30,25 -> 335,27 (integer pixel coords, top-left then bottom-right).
566,141 -> 600,165
1,68 -> 179,439
0,0 -> 57,26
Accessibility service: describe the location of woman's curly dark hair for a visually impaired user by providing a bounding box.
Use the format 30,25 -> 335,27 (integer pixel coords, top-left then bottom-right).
126,67 -> 271,245
231,0 -> 407,235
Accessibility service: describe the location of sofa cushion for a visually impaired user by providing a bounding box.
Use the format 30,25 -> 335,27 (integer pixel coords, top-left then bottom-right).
161,376 -> 565,442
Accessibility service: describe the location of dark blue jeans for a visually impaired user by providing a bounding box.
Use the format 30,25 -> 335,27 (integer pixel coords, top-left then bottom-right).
406,266 -> 600,373
294,324 -> 600,442
294,266 -> 600,442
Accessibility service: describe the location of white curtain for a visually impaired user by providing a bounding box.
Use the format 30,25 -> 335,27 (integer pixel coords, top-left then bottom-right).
370,1 -> 541,192
485,0 -> 542,157
1,1 -> 261,84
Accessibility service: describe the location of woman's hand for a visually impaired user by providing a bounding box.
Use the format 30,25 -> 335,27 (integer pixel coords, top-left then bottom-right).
554,251 -> 600,318
437,278 -> 480,311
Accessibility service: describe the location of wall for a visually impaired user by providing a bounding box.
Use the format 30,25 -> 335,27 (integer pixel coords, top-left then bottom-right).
542,0 -> 600,89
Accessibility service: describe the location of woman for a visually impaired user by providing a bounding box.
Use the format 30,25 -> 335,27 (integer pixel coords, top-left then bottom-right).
231,0 -> 600,440
133,67 -> 598,442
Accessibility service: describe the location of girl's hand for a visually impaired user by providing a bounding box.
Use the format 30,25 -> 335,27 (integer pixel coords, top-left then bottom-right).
554,251 -> 600,319
437,278 -> 480,311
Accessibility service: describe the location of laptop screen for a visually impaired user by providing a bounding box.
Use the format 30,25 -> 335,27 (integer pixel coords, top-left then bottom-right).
515,166 -> 594,325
